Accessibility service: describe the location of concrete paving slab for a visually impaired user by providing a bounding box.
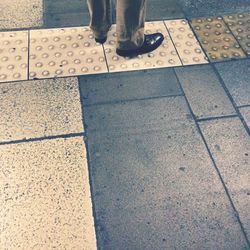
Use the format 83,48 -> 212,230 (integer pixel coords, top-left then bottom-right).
164,19 -> 208,65
0,137 -> 96,249
191,17 -> 246,62
0,0 -> 43,30
200,118 -> 250,239
214,60 -> 250,107
175,64 -> 236,119
29,26 -> 108,79
178,0 -> 250,18
0,77 -> 83,142
146,0 -> 185,20
44,0 -> 88,14
224,12 -> 250,56
79,68 -> 182,106
45,12 -> 89,28
84,96 -> 191,135
85,96 -> 247,249
240,106 -> 250,129
104,22 -> 182,73
0,31 -> 29,83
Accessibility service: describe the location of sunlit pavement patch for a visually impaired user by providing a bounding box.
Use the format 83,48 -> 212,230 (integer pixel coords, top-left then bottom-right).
104,21 -> 182,73
223,12 -> 250,56
0,137 -> 97,250
0,31 -> 28,83
29,26 -> 108,79
164,19 -> 208,65
191,16 -> 246,62
0,77 -> 84,142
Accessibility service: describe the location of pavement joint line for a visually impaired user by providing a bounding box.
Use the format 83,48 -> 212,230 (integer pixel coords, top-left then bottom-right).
77,80 -> 100,250
27,30 -> 31,80
163,20 -> 184,66
196,114 -> 238,122
211,63 -> 250,136
81,93 -> 184,107
0,132 -> 85,146
238,104 -> 250,108
173,68 -> 250,247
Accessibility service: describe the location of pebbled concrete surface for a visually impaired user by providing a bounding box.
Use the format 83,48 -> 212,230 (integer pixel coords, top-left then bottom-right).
215,60 -> 250,107
177,0 -> 250,18
0,77 -> 83,142
175,64 -> 236,119
200,118 -> 250,239
0,137 -> 97,249
0,0 -> 43,30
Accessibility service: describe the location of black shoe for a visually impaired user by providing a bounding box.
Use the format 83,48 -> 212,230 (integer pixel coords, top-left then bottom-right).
116,33 -> 164,57
95,37 -> 107,44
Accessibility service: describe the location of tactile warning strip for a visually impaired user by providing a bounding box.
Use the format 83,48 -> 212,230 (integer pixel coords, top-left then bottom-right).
0,31 -> 29,83
104,21 -> 182,73
164,19 -> 208,65
29,27 -> 108,79
223,12 -> 250,56
190,17 -> 246,62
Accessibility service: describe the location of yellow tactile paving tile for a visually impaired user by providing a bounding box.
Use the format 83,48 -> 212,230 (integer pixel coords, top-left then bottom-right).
223,12 -> 250,56
0,31 -> 29,83
164,19 -> 209,65
190,16 -> 246,61
0,77 -> 83,142
29,26 -> 108,79
0,137 -> 97,250
104,21 -> 182,72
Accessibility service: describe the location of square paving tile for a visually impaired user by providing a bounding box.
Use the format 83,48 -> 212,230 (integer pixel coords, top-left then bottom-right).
190,16 -> 246,62
104,21 -> 182,73
0,31 -> 28,83
240,106 -> 250,129
175,64 -> 236,119
85,96 -> 248,249
29,26 -> 108,79
200,118 -> 250,239
79,68 -> 182,106
0,137 -> 97,249
224,12 -> 250,56
0,77 -> 83,142
164,19 -> 209,65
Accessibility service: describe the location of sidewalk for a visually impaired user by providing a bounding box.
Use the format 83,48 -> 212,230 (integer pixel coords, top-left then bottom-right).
0,0 -> 250,249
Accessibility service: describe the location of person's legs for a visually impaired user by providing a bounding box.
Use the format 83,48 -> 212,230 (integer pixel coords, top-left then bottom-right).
116,0 -> 146,50
87,0 -> 112,39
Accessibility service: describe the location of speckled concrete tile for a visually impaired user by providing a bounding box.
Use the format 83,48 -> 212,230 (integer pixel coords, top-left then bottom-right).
191,16 -> 246,62
0,77 -> 83,142
0,0 -> 43,29
240,106 -> 250,129
175,64 -> 236,119
224,12 -> 250,56
85,97 -> 248,249
104,21 -> 182,73
0,137 -> 97,249
164,19 -> 209,65
29,26 -> 108,79
200,118 -> 250,238
0,31 -> 29,83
